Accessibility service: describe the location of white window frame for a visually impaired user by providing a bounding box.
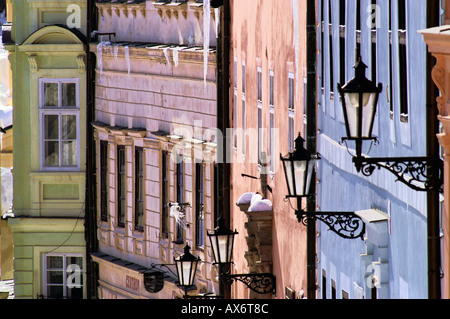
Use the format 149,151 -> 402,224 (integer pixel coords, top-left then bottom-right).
288,72 -> 295,152
42,253 -> 84,299
242,60 -> 246,160
269,70 -> 275,176
39,78 -> 80,171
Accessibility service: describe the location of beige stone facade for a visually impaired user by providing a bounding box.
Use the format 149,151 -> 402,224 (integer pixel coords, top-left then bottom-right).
90,0 -> 220,299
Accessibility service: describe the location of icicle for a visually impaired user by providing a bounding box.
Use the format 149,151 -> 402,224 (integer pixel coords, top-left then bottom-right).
163,47 -> 171,66
124,46 -> 130,77
203,0 -> 211,87
97,41 -> 111,84
214,7 -> 220,39
170,203 -> 186,229
172,48 -> 179,68
114,45 -> 119,59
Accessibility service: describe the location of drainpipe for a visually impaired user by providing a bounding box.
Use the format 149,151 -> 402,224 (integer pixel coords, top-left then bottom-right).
215,0 -> 232,299
426,0 -> 441,300
85,0 -> 99,299
306,0 -> 317,299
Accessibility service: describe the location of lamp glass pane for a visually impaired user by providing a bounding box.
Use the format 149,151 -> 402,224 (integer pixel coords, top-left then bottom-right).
180,261 -> 193,286
189,260 -> 198,286
227,234 -> 234,263
210,236 -> 220,264
217,235 -> 229,263
283,160 -> 295,196
344,92 -> 373,138
361,92 -> 378,138
293,160 -> 308,196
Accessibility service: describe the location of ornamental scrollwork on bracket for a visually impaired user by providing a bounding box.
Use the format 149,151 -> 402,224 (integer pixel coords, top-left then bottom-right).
224,273 -> 276,295
296,211 -> 366,240
353,156 -> 443,193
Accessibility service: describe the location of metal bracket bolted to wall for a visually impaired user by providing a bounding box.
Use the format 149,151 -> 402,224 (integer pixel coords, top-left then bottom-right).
222,273 -> 276,295
353,156 -> 443,193
296,210 -> 366,240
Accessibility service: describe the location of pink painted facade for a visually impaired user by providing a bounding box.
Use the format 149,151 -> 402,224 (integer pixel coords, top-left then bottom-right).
230,0 -> 311,299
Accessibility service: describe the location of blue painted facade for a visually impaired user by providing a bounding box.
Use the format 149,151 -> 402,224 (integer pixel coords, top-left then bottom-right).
316,0 -> 441,299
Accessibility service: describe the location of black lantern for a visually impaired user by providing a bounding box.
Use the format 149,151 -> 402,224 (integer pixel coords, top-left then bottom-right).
280,134 -> 319,198
338,56 -> 382,157
174,245 -> 200,288
281,133 -> 365,240
207,216 -> 238,265
336,57 -> 442,192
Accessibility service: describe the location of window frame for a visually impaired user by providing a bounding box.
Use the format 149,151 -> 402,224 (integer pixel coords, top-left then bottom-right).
134,147 -> 144,232
161,151 -> 169,238
100,140 -> 108,222
42,253 -> 84,299
288,73 -> 295,152
175,155 -> 184,244
195,162 -> 205,248
39,78 -> 80,171
117,145 -> 126,229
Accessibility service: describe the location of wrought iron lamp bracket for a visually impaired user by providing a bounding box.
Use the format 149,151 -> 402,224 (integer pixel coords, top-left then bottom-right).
296,210 -> 366,240
353,156 -> 443,193
221,272 -> 276,295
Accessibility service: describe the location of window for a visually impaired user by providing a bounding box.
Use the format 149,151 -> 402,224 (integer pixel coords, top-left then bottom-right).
257,67 -> 263,102
135,147 -> 144,231
389,0 -> 394,118
175,157 -> 184,243
40,79 -> 79,170
195,162 -> 204,248
117,146 -> 126,228
100,141 -> 108,222
269,70 -> 274,107
161,151 -> 169,237
40,80 -> 78,164
269,70 -> 275,174
322,270 -> 327,299
339,0 -> 345,85
321,0 -> 325,91
328,0 -> 334,94
257,67 -> 263,166
43,254 -> 83,299
242,61 -> 246,158
398,0 -> 408,122
303,77 -> 308,140
331,279 -> 337,299
288,73 -> 295,151
342,290 -> 349,299
234,57 -> 238,149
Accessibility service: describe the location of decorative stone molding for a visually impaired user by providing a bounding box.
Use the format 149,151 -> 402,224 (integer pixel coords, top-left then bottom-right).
28,55 -> 38,73
77,55 -> 85,72
431,54 -> 446,116
236,193 -> 273,275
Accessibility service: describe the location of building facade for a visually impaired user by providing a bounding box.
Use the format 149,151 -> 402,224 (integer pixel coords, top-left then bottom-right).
229,0 -> 310,299
88,0 -> 221,299
4,0 -> 88,299
317,0 -> 442,299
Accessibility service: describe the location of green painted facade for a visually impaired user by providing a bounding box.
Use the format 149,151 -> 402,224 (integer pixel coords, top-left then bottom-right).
5,0 -> 87,299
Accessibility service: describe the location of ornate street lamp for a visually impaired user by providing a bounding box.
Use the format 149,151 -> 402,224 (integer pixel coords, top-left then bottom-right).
281,135 -> 319,199
207,216 -> 276,295
338,57 -> 382,158
338,56 -> 442,192
207,216 -> 237,265
174,244 -> 200,289
281,134 -> 365,240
